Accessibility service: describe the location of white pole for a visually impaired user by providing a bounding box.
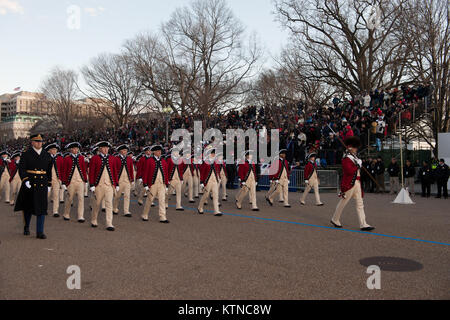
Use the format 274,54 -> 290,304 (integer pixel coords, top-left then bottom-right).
399,111 -> 404,188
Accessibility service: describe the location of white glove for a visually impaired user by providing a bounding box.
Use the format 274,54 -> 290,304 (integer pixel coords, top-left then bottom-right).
116,186 -> 120,192
90,186 -> 95,193
138,178 -> 143,184
274,180 -> 279,184
48,187 -> 52,193
356,159 -> 363,167
131,182 -> 135,189
200,183 -> 205,189
165,187 -> 169,192
25,181 -> 31,189
242,182 -> 246,186
305,180 -> 309,185
62,185 -> 67,191
255,182 -> 258,186
144,186 -> 149,192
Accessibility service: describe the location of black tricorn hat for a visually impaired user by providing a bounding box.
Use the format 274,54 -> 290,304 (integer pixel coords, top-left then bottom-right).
345,136 -> 361,148
66,142 -> 82,150
45,143 -> 60,151
96,141 -> 112,148
279,149 -> 288,155
151,145 -> 163,152
117,144 -> 129,152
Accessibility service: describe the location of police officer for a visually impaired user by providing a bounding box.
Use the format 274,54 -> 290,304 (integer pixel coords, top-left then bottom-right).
14,134 -> 53,239
419,161 -> 433,198
404,159 -> 416,195
387,157 -> 400,194
434,159 -> 449,199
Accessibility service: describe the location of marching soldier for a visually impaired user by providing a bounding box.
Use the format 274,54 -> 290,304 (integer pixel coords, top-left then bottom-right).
217,153 -> 228,202
192,155 -> 201,199
113,144 -> 135,217
62,142 -> 88,223
198,148 -> 222,216
236,151 -> 259,211
45,143 -> 64,217
166,149 -> 185,211
8,151 -> 22,206
331,137 -> 375,232
14,134 -> 53,239
141,145 -> 170,223
0,151 -> 11,203
266,149 -> 291,208
182,151 -> 196,204
89,141 -> 120,231
300,153 -> 324,206
136,147 -> 152,206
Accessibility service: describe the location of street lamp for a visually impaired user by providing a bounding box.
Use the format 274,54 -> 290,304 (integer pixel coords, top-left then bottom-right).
163,107 -> 172,144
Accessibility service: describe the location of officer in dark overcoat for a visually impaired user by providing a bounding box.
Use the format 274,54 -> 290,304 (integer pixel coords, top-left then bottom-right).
14,134 -> 53,239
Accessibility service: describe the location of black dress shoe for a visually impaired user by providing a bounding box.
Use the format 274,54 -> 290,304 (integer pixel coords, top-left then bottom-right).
24,228 -> 30,236
106,227 -> 115,232
176,208 -> 185,211
91,224 -> 98,228
151,204 -> 156,207
36,233 -> 47,239
160,220 -> 170,224
60,201 -> 64,204
53,213 -> 60,218
317,203 -> 324,206
78,219 -> 85,223
265,197 -> 273,206
102,209 -> 106,213
198,209 -> 204,215
284,205 -> 291,208
331,221 -> 343,229
113,211 -> 119,216
361,226 -> 375,232
142,218 -> 149,222
214,213 -> 223,217
189,200 -> 195,203
252,208 -> 260,212
63,217 -> 70,221
138,202 -> 143,206
124,214 -> 132,218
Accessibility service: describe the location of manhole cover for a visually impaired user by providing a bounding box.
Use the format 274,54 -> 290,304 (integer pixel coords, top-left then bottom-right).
359,257 -> 423,272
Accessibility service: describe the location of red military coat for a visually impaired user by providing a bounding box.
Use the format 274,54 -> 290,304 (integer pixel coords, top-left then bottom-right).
137,156 -> 151,180
115,155 -> 135,183
49,154 -> 64,181
238,161 -> 258,183
8,161 -> 20,182
167,157 -> 185,181
143,157 -> 169,187
269,158 -> 291,181
341,156 -> 363,196
304,161 -> 317,181
88,154 -> 119,187
200,161 -> 221,185
62,154 -> 88,185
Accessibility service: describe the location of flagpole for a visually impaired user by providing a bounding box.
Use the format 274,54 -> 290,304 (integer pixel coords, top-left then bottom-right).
399,111 -> 405,188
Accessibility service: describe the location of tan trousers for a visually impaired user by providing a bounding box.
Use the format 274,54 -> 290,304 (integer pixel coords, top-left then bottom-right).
389,177 -> 400,194
48,176 -> 61,214
332,180 -> 370,229
0,171 -> 10,202
199,175 -> 220,214
92,185 -> 114,228
268,171 -> 289,206
9,174 -> 21,205
64,181 -> 85,220
182,169 -> 194,201
301,172 -> 322,205
405,177 -> 415,195
113,174 -> 132,215
219,170 -> 227,200
142,181 -> 167,221
193,170 -> 200,197
167,174 -> 183,209
236,172 -> 257,209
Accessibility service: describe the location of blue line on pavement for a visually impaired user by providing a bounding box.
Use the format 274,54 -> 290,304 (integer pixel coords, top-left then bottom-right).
129,199 -> 450,247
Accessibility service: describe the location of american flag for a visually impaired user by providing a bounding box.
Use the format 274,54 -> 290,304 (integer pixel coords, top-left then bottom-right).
14,87 -> 21,91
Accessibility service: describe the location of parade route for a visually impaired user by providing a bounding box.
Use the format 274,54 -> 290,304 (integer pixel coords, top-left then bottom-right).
0,191 -> 449,300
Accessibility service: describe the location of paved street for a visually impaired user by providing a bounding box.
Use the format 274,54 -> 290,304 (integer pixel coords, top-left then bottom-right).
0,190 -> 449,300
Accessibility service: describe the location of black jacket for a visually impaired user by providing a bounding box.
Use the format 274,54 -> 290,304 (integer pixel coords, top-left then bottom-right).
434,164 -> 449,182
418,166 -> 433,184
387,163 -> 400,177
14,148 -> 53,216
404,165 -> 416,178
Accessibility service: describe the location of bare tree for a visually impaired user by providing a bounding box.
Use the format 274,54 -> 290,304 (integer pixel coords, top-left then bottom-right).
274,0 -> 411,96
401,0 -> 449,155
81,53 -> 148,128
40,67 -> 80,133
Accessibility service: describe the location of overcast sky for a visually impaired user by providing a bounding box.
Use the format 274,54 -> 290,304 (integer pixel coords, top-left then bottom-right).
0,0 -> 289,94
